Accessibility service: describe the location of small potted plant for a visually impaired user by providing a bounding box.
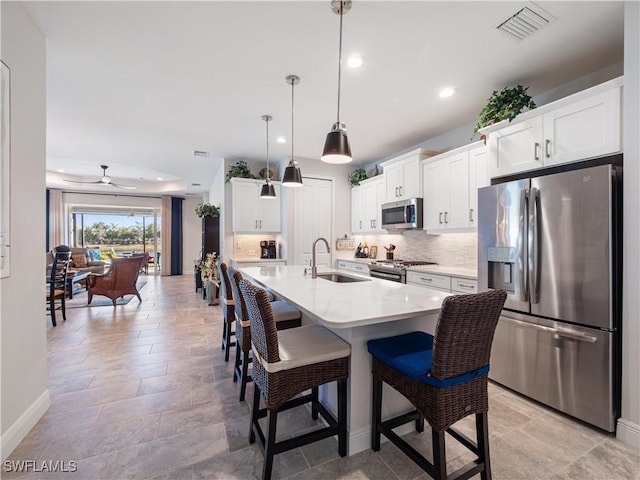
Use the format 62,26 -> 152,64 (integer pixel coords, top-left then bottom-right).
195,203 -> 220,218
226,160 -> 256,182
348,168 -> 368,188
473,84 -> 536,139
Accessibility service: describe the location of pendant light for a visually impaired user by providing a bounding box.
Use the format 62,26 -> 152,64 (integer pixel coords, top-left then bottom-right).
282,74 -> 303,187
259,114 -> 277,199
321,0 -> 352,164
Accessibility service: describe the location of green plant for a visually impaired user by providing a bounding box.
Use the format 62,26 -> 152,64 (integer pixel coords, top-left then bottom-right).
473,84 -> 536,138
195,203 -> 220,218
226,160 -> 256,182
348,168 -> 368,187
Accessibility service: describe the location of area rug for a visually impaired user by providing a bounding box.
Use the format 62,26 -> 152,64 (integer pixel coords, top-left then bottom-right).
65,282 -> 147,308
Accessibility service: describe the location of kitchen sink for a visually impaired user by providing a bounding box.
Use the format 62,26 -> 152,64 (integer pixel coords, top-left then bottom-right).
316,272 -> 371,283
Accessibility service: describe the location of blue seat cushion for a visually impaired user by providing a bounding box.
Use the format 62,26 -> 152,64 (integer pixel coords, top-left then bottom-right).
367,331 -> 489,388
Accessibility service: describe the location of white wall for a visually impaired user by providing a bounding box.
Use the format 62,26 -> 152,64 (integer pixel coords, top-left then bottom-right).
182,196 -> 203,272
619,0 -> 640,447
0,2 -> 49,460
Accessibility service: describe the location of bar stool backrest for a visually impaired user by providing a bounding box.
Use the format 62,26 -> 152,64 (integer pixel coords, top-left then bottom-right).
239,279 -> 280,364
431,289 -> 507,380
227,267 -> 248,321
217,262 -> 232,301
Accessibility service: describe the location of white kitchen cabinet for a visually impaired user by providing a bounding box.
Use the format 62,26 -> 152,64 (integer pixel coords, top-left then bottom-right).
231,178 -> 281,233
406,271 -> 478,295
351,185 -> 364,233
336,260 -> 370,275
423,142 -> 487,233
451,277 -> 478,294
351,176 -> 385,234
406,271 -> 451,293
486,78 -> 622,178
382,149 -> 434,202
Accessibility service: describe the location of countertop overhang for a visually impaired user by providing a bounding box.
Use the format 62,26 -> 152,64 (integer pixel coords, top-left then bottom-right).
239,265 -> 448,329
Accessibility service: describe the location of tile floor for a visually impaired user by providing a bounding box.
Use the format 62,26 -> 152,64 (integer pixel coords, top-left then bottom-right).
4,274 -> 639,479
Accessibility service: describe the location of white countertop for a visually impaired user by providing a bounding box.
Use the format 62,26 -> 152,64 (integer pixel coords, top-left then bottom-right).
239,265 -> 447,329
231,258 -> 287,264
406,265 -> 477,280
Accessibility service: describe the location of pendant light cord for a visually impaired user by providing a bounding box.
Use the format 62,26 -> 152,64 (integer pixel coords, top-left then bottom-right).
336,2 -> 343,125
290,78 -> 295,165
265,117 -> 270,183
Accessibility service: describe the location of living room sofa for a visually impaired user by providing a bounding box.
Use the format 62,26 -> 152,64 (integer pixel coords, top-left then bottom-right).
46,247 -> 106,275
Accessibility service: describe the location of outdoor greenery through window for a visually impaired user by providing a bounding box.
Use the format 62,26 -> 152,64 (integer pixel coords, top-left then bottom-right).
69,208 -> 161,268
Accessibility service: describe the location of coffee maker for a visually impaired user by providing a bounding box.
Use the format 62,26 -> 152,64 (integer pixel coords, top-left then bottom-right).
260,240 -> 277,259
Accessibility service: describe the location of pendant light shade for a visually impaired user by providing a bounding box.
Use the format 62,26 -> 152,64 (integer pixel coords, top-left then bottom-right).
282,74 -> 303,187
322,0 -> 353,164
259,114 -> 277,199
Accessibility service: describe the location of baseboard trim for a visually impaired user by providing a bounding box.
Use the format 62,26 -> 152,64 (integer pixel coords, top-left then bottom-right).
617,418 -> 640,448
1,389 -> 51,461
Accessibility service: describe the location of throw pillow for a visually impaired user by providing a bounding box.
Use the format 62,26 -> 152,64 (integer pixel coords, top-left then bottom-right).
71,254 -> 88,268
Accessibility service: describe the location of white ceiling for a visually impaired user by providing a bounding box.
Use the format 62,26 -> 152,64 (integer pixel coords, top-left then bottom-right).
26,1 -> 624,195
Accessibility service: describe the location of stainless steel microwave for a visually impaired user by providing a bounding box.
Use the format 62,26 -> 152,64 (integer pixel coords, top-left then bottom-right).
381,198 -> 423,230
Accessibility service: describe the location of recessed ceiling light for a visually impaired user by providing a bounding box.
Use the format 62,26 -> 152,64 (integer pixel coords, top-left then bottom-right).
347,55 -> 364,69
156,177 -> 163,181
57,169 -> 65,173
439,87 -> 456,98
276,136 -> 286,144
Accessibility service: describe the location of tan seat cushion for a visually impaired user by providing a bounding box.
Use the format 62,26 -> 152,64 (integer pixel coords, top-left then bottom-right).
271,300 -> 302,322
71,254 -> 88,268
252,324 -> 350,373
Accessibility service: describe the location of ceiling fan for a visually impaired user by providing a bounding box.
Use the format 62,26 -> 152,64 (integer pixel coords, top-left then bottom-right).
64,165 -> 136,190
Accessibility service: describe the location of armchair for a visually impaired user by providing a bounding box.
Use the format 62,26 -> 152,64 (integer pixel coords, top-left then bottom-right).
87,256 -> 144,306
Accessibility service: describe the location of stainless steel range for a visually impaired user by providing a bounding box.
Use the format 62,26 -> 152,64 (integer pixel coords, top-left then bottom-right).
368,260 -> 437,283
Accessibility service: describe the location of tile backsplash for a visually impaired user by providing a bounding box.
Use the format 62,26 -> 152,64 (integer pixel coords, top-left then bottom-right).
233,234 -> 279,259
342,231 -> 478,269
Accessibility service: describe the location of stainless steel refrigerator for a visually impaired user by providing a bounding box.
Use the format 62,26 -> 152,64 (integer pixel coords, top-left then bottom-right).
478,158 -> 622,432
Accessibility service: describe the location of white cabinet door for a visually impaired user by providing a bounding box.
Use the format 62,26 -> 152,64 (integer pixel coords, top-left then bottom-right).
233,180 -> 260,232
446,152 -> 470,229
423,159 -> 447,231
543,88 -> 621,167
362,176 -> 385,232
232,179 -> 282,233
468,145 -> 488,228
351,186 -> 364,233
488,116 -> 543,178
400,156 -> 421,199
384,162 -> 402,202
295,177 -> 332,267
259,183 -> 281,232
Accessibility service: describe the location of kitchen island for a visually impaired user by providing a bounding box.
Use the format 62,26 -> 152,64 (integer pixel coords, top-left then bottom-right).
239,264 -> 449,455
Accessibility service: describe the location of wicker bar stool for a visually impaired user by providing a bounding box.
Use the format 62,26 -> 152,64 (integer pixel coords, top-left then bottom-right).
367,289 -> 507,480
217,262 -> 236,362
239,280 -> 351,480
227,266 -> 302,401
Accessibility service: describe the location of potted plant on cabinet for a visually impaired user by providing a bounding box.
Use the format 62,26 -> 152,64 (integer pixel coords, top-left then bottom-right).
195,203 -> 220,218
226,161 -> 256,182
473,84 -> 536,139
348,168 -> 368,187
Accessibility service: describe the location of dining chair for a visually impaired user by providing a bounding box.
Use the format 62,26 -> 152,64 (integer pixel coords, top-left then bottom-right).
47,251 -> 71,326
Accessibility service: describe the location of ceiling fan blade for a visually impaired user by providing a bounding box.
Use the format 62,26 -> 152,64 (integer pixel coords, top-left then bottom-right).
63,179 -> 104,184
110,182 -> 136,190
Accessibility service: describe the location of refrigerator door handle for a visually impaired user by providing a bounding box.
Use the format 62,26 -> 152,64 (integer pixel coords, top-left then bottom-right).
500,316 -> 597,343
519,189 -> 529,302
529,187 -> 541,304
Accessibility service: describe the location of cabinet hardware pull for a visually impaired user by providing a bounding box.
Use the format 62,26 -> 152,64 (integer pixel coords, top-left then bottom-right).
399,186 -> 403,196
420,277 -> 433,282
534,142 -> 540,161
439,212 -> 443,224
255,220 -> 258,229
395,187 -> 399,197
545,139 -> 551,158
359,220 -> 362,229
444,211 -> 448,223
469,208 -> 474,222
458,283 -> 474,289
259,220 -> 262,229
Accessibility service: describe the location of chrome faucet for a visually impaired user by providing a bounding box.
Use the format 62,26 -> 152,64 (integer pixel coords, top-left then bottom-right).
311,237 -> 331,279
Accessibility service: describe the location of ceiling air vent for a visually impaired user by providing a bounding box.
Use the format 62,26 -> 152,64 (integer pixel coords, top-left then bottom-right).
497,4 -> 555,42
191,183 -> 201,187
193,150 -> 209,158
